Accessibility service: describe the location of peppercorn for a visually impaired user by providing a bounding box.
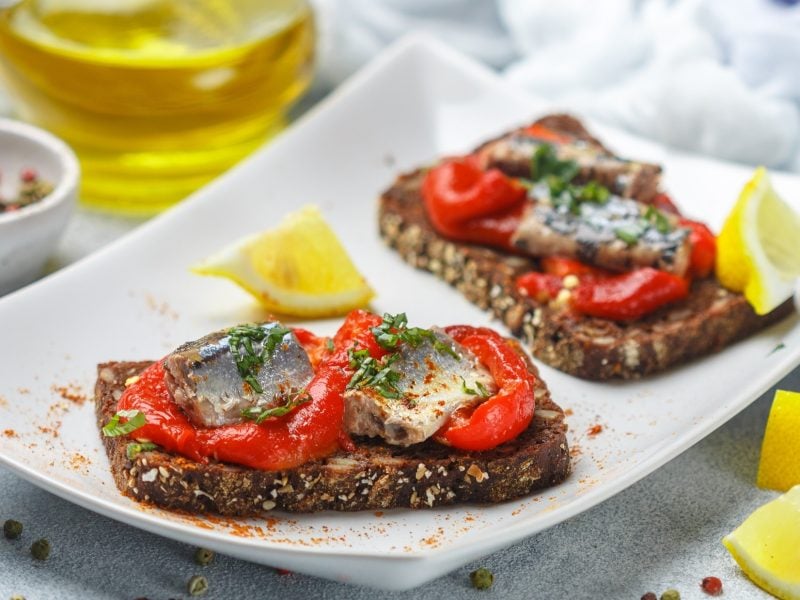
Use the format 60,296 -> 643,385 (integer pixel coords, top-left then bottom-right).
194,547 -> 214,567
3,519 -> 23,540
641,593 -> 657,600
187,575 -> 208,596
30,538 -> 50,560
10,595 -> 26,600
701,576 -> 723,596
469,568 -> 494,590
19,168 -> 37,183
660,590 -> 681,600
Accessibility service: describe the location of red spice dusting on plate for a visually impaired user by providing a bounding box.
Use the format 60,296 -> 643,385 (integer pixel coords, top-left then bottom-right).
38,424 -> 60,438
569,443 -> 582,458
587,424 -> 603,436
68,452 -> 91,474
0,396 -> 7,408
701,576 -> 723,596
374,511 -> 384,517
3,429 -> 17,438
564,408 -> 574,416
144,293 -> 179,320
51,383 -> 87,405
17,387 -> 30,394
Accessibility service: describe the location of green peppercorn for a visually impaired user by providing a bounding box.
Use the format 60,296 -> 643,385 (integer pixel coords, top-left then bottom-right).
194,547 -> 214,567
469,567 -> 494,590
187,575 -> 208,596
30,538 -> 50,560
661,590 -> 681,600
3,519 -> 23,540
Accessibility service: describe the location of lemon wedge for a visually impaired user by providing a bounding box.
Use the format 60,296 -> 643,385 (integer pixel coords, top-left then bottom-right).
192,205 -> 375,317
723,485 -> 800,600
757,390 -> 800,492
716,167 -> 800,315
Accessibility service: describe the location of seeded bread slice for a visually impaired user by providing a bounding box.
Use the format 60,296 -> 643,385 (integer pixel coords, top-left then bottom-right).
95,351 -> 569,516
378,168 -> 793,380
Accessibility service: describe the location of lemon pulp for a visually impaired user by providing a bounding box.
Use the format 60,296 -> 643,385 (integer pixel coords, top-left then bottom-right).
192,205 -> 375,318
723,485 -> 800,600
757,390 -> 800,492
716,167 -> 800,315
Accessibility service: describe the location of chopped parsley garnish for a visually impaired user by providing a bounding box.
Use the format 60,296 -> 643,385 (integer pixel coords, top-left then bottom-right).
614,205 -> 674,245
461,377 -> 491,398
346,313 -> 463,399
102,410 -> 146,437
371,312 -> 459,359
241,389 -> 311,424
126,441 -> 158,460
227,324 -> 291,394
614,224 -> 644,245
644,205 -> 671,234
347,347 -> 402,399
577,180 -> 611,204
531,144 -> 580,182
527,144 -> 611,215
768,342 -> 786,356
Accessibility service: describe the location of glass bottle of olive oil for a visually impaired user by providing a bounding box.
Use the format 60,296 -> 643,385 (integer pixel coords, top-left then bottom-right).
0,0 -> 314,214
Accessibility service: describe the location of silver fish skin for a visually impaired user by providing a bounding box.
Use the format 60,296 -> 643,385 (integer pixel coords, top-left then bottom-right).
163,323 -> 313,428
511,190 -> 691,276
477,133 -> 662,204
343,329 -> 496,446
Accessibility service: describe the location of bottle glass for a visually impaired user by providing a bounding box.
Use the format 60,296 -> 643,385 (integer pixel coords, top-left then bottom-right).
0,0 -> 315,214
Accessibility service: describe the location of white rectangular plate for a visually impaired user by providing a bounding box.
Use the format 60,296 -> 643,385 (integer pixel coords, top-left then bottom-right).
0,35 -> 798,591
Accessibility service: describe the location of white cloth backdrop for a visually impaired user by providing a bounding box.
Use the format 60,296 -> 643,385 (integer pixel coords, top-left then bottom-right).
312,0 -> 800,172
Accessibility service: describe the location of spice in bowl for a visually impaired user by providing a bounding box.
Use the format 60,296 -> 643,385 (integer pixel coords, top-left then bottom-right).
0,168 -> 53,213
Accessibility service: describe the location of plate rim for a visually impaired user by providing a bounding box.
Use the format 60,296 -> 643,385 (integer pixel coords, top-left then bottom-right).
0,32 -> 798,586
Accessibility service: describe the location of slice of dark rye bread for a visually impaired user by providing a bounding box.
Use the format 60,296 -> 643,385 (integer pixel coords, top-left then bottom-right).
378,120 -> 794,380
95,352 -> 569,516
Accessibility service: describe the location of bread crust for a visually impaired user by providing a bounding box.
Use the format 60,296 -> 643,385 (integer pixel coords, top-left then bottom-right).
95,353 -> 570,516
378,169 -> 793,380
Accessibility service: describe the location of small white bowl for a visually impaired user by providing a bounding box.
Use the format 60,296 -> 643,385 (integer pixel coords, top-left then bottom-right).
0,118 -> 79,295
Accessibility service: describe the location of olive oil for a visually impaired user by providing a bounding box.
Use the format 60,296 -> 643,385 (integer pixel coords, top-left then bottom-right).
0,0 -> 314,214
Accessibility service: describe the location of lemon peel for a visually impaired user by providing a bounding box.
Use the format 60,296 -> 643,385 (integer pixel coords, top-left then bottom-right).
757,390 -> 800,492
192,205 -> 375,317
716,167 -> 800,315
723,485 -> 800,600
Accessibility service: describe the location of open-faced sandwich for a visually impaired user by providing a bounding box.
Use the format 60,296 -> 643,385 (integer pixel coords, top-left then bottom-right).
379,114 -> 795,380
96,310 -> 569,515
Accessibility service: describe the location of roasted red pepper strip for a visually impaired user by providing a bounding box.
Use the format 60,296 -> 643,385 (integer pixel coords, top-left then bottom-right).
651,192 -> 682,216
436,325 -> 535,451
517,257 -> 614,302
571,267 -> 689,321
680,218 -> 717,279
118,311 -> 385,472
117,361 -> 205,462
422,157 -> 527,250
540,256 -> 612,279
516,271 -> 563,302
521,123 -> 572,145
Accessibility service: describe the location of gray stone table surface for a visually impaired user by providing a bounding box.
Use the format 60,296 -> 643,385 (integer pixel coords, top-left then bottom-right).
1,209 -> 798,600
